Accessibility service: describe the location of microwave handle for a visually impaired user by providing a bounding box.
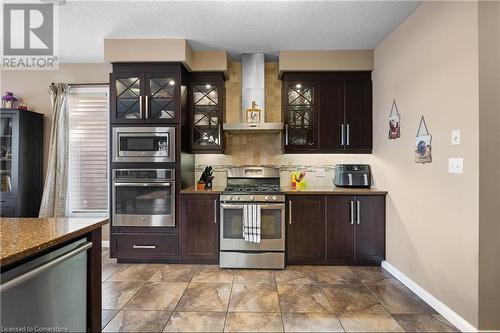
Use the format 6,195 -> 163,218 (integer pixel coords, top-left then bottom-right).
114,182 -> 172,187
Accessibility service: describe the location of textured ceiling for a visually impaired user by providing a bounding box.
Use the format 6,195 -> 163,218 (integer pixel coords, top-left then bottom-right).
58,0 -> 420,62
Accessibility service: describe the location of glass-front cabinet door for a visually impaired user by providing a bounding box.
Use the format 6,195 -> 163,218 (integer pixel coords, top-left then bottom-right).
146,73 -> 178,123
284,82 -> 318,150
113,73 -> 143,122
189,73 -> 224,153
0,113 -> 16,197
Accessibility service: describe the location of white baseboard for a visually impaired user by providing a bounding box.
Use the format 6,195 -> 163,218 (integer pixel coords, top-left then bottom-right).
381,261 -> 477,332
101,240 -> 110,248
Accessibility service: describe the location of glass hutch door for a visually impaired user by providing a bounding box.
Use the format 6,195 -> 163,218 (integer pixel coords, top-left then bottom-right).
286,83 -> 317,148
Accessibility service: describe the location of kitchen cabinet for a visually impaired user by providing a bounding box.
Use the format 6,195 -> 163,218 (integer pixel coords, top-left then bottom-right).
286,195 -> 325,264
180,194 -> 219,263
188,73 -> 225,153
282,72 -> 372,153
110,63 -> 183,124
285,193 -> 385,265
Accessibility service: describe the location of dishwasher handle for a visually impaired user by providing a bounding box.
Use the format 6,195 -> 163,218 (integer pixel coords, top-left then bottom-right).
0,242 -> 93,293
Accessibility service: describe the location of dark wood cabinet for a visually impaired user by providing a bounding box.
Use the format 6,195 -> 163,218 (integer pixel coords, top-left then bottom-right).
325,196 -> 355,264
286,195 -> 325,264
282,72 -> 372,153
0,109 -> 43,217
286,194 -> 385,266
354,195 -> 385,265
188,73 -> 225,153
181,194 -> 219,263
110,63 -> 182,124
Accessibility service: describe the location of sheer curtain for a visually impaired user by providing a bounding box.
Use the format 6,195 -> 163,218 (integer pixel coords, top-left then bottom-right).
39,83 -> 70,217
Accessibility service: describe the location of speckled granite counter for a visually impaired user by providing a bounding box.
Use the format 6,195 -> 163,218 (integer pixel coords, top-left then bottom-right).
181,186 -> 226,194
282,186 -> 388,195
0,217 -> 108,267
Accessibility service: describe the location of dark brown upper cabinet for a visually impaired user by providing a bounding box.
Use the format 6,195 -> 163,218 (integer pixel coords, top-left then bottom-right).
282,72 -> 372,153
188,73 -> 225,153
110,63 -> 182,124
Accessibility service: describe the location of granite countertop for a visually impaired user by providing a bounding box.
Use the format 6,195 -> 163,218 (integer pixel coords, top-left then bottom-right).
0,217 -> 109,267
181,186 -> 226,194
282,186 -> 388,195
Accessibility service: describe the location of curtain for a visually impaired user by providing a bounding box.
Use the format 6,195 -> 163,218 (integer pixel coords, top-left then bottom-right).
39,83 -> 70,217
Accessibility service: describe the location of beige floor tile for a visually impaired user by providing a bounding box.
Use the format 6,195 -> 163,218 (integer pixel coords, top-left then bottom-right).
102,310 -> 119,329
282,313 -> 344,332
192,267 -> 235,283
366,284 -> 435,314
229,283 -> 280,312
125,282 -> 188,310
163,311 -> 226,332
233,270 -> 276,284
102,261 -> 125,282
102,280 -> 144,310
393,314 -> 459,332
107,264 -> 159,282
275,266 -> 319,284
224,312 -> 284,332
338,305 -> 404,332
314,266 -> 361,285
103,309 -> 171,332
176,283 -> 232,312
277,284 -> 333,313
350,266 -> 400,285
149,264 -> 200,283
322,284 -> 382,313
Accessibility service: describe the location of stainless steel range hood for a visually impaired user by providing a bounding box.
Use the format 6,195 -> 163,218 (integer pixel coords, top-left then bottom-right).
223,53 -> 283,133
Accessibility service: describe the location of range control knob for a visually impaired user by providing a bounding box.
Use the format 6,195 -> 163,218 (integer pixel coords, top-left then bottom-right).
264,196 -> 270,201
272,196 -> 277,201
249,196 -> 255,201
235,196 -> 240,201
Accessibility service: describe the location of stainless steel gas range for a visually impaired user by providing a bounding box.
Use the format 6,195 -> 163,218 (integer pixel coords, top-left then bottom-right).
219,166 -> 285,269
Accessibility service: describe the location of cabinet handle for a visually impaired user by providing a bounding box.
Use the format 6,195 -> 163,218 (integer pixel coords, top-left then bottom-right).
214,199 -> 218,224
133,245 -> 156,249
218,124 -> 221,146
350,201 -> 355,224
341,124 -> 345,146
346,124 -> 350,146
145,95 -> 149,119
289,200 -> 292,224
356,200 -> 360,224
139,96 -> 143,118
285,124 -> 289,145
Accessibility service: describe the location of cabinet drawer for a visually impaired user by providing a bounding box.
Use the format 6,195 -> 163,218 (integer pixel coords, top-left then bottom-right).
113,233 -> 180,260
0,197 -> 16,217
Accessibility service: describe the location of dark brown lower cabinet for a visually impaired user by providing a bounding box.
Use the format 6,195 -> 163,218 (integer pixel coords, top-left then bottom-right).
286,194 -> 386,265
180,194 -> 219,263
286,195 -> 325,264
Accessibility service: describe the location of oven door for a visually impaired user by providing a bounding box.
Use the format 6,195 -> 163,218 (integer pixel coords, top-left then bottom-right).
113,181 -> 175,227
112,127 -> 175,163
220,203 -> 285,251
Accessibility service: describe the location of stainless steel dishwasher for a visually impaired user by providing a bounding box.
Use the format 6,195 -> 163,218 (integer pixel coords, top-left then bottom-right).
0,238 -> 91,332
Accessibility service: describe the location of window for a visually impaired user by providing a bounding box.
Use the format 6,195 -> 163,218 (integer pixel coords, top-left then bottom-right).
67,86 -> 109,216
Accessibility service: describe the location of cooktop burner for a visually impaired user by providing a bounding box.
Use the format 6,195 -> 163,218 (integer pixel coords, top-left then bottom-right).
224,184 -> 281,193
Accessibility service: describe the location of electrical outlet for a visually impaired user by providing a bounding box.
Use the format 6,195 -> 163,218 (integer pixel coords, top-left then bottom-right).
451,129 -> 461,145
448,158 -> 464,174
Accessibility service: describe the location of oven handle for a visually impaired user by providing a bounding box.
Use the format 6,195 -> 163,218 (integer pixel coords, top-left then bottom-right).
114,182 -> 172,187
220,203 -> 285,210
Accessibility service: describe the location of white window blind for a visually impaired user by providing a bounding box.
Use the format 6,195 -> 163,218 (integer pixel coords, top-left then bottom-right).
67,86 -> 109,214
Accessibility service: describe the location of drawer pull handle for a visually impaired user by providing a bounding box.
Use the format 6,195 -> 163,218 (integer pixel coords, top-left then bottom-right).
132,245 -> 156,249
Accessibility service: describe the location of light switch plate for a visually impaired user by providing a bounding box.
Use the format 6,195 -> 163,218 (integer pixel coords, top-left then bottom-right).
316,168 -> 326,177
448,158 -> 464,174
451,129 -> 461,145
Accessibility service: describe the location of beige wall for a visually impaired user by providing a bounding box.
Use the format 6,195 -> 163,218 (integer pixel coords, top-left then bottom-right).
478,1 -> 500,330
1,63 -> 112,239
372,1 -> 480,327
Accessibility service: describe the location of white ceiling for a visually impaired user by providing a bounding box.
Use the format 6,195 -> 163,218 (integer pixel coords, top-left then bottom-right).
58,0 -> 421,63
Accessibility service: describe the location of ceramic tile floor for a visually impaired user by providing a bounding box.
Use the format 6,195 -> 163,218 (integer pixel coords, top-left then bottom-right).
101,249 -> 459,332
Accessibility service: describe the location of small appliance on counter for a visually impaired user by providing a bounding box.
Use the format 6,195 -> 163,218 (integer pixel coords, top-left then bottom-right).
334,164 -> 372,188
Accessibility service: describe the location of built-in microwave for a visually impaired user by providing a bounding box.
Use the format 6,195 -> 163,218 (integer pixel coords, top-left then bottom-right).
112,126 -> 175,163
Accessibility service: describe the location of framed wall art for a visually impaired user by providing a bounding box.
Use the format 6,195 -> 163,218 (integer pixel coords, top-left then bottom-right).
389,99 -> 401,139
415,116 -> 432,164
